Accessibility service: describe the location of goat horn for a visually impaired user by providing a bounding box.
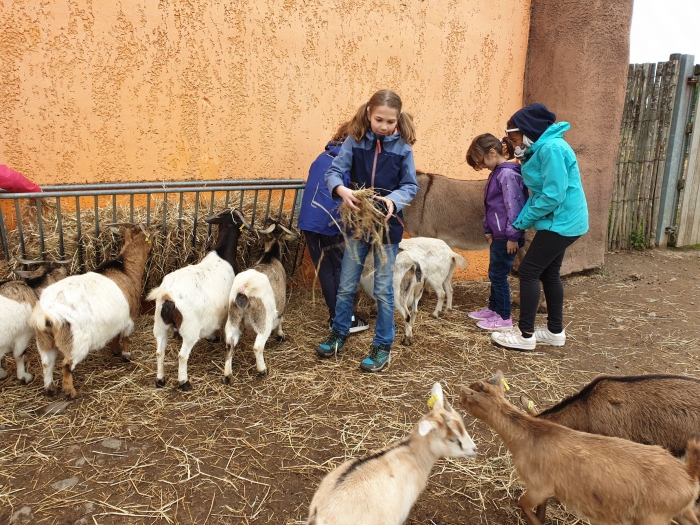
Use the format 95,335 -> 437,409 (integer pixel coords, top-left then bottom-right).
256,223 -> 276,235
232,209 -> 252,230
13,268 -> 45,279
276,223 -> 295,235
13,255 -> 48,265
104,222 -> 135,227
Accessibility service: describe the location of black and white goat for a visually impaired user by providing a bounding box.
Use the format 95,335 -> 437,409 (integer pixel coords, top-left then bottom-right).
147,209 -> 250,391
223,221 -> 294,380
0,257 -> 71,383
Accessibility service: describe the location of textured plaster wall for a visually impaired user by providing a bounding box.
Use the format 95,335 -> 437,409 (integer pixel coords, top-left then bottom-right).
0,0 -> 530,185
0,0 -> 532,280
523,0 -> 633,274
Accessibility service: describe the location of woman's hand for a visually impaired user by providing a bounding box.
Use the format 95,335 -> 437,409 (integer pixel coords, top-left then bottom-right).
507,240 -> 519,254
334,185 -> 360,211
373,195 -> 395,221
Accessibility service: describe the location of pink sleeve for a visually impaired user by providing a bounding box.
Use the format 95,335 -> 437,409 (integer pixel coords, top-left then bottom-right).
0,165 -> 42,193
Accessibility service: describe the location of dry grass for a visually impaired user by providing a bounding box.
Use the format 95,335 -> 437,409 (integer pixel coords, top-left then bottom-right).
0,195 -> 303,292
0,251 -> 698,524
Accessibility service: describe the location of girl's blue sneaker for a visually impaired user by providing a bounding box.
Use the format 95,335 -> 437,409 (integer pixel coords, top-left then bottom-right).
360,344 -> 391,372
316,330 -> 347,358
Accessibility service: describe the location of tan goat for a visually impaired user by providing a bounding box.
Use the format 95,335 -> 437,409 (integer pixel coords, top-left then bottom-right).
307,382 -> 477,525
32,225 -> 152,398
459,370 -> 700,525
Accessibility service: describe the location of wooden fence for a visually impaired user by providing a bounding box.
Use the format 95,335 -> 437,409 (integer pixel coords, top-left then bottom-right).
608,54 -> 700,250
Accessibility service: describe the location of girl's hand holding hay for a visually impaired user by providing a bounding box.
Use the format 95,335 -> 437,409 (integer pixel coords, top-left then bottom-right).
338,188 -> 390,245
372,195 -> 394,221
335,185 -> 361,211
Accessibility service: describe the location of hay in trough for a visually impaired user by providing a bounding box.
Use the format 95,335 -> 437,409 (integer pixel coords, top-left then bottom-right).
0,193 -> 303,292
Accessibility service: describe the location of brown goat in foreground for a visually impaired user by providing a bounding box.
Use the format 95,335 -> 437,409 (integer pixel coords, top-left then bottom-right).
520,374 -> 700,457
460,370 -> 700,525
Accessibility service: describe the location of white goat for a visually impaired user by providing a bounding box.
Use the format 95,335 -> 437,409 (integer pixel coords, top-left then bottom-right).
0,259 -> 70,383
224,223 -> 292,380
31,225 -> 152,398
360,237 -> 466,344
307,382 -> 477,525
147,209 -> 250,391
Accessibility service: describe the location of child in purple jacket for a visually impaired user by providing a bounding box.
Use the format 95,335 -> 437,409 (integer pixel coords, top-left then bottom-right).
466,133 -> 528,330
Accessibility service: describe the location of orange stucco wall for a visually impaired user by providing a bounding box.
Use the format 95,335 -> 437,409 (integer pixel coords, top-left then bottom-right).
0,0 -> 531,279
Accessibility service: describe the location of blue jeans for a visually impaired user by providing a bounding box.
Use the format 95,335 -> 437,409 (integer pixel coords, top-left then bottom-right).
332,240 -> 399,346
488,238 -> 525,320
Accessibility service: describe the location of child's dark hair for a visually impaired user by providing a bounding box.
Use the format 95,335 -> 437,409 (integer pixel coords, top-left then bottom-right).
466,133 -> 515,169
350,89 -> 417,145
331,120 -> 352,143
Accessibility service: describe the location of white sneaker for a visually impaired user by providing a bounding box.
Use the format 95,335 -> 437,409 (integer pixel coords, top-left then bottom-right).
534,326 -> 566,346
491,327 -> 536,351
348,315 -> 369,334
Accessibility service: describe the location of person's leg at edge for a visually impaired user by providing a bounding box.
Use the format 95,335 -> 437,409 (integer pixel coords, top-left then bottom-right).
305,231 -> 337,320
331,239 -> 370,336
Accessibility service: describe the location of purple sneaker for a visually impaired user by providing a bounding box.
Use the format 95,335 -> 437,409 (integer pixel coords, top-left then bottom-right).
476,314 -> 513,331
468,307 -> 496,320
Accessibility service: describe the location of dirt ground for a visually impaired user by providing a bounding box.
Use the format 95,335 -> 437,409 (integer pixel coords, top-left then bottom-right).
1,248 -> 699,525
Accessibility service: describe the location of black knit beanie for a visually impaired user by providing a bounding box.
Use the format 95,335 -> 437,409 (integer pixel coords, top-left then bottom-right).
509,103 -> 556,142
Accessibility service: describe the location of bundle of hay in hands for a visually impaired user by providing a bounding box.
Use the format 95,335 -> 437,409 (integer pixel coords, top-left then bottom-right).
338,187 -> 392,262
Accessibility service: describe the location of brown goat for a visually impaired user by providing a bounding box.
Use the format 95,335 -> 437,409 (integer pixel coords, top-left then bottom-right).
520,374 -> 700,457
32,225 -> 152,398
459,370 -> 700,525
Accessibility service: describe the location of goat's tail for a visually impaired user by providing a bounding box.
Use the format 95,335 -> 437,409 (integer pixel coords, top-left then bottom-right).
30,303 -> 61,350
453,253 -> 467,269
685,435 -> 700,482
146,286 -> 164,302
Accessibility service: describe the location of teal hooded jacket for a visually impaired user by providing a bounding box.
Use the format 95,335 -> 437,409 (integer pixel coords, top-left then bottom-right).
512,122 -> 589,237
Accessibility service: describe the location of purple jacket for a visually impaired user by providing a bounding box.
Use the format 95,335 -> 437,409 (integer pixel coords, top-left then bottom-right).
483,162 -> 528,242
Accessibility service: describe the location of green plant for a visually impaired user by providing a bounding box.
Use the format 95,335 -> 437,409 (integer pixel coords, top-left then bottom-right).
629,229 -> 648,250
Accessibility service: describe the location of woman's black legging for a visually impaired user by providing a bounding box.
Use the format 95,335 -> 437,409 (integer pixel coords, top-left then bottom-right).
517,230 -> 580,335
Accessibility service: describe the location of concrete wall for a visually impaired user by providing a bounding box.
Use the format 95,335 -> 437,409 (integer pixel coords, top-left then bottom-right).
522,0 -> 634,274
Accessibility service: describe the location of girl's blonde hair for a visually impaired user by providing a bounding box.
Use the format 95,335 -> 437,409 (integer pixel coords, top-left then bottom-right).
466,133 -> 515,169
349,89 -> 417,145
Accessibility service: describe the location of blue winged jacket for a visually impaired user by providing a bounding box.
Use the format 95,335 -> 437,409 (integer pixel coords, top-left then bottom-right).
297,141 -> 350,236
325,131 -> 418,244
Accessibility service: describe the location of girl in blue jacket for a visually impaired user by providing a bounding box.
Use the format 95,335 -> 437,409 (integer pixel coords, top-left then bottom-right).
492,103 -> 589,351
466,133 -> 528,331
314,89 -> 418,372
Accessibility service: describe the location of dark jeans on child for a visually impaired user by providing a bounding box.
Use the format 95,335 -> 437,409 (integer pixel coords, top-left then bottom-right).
489,237 -> 525,320
517,230 -> 580,335
303,231 -> 345,319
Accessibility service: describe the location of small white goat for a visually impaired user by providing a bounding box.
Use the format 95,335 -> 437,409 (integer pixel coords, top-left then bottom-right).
307,382 -> 477,525
31,225 -> 152,398
224,222 -> 292,380
147,209 -> 250,391
0,259 -> 70,383
360,237 -> 466,344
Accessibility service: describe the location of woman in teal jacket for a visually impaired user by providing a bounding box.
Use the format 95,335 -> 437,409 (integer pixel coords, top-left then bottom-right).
492,103 -> 589,351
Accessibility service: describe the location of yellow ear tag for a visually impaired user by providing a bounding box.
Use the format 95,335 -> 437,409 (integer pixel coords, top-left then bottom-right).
527,400 -> 534,411
501,378 -> 510,391
427,395 -> 438,409
240,224 -> 245,232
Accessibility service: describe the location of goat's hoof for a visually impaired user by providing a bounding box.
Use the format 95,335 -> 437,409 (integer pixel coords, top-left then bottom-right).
178,381 -> 192,392
401,337 -> 412,346
206,335 -> 221,344
257,369 -> 269,377
155,379 -> 166,388
65,390 -> 78,400
431,313 -> 440,319
275,335 -> 285,343
121,353 -> 132,362
19,373 -> 34,385
45,386 -> 57,397
223,376 -> 232,385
